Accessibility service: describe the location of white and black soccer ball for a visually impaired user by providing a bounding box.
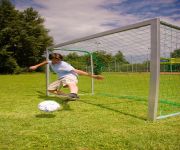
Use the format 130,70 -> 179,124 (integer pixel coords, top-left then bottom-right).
38,100 -> 60,112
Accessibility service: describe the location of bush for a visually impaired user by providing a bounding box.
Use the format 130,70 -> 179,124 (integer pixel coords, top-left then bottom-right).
0,51 -> 21,74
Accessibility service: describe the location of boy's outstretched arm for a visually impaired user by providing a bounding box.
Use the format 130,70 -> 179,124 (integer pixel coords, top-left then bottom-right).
74,69 -> 104,80
29,61 -> 48,70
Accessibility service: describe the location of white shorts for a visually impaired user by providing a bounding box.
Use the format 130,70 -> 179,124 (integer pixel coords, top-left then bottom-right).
48,75 -> 78,91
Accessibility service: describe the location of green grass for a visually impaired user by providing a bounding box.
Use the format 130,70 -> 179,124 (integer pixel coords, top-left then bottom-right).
0,73 -> 179,150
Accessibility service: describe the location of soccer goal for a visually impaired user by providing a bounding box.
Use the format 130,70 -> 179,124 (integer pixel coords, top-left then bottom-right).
46,18 -> 180,121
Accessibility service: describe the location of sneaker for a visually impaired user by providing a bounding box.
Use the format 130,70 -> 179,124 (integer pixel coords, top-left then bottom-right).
68,93 -> 79,100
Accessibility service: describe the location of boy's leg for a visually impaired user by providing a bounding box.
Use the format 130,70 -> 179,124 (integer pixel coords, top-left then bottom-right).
48,80 -> 63,95
67,83 -> 79,99
60,76 -> 79,100
67,82 -> 78,94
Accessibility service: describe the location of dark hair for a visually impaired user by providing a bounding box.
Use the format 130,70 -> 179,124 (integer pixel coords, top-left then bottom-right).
49,53 -> 63,60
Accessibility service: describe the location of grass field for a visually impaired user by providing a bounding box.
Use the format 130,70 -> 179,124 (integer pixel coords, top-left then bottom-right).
0,73 -> 180,150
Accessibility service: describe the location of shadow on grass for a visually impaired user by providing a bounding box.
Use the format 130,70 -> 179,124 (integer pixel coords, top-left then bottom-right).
79,99 -> 147,121
36,91 -> 146,120
35,113 -> 56,118
36,91 -> 73,111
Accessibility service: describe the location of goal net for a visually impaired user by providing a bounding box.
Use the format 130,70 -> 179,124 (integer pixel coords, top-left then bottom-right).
158,22 -> 180,119
46,18 -> 180,120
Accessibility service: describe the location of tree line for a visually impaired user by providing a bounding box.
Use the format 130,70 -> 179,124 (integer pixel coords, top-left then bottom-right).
63,51 -> 129,74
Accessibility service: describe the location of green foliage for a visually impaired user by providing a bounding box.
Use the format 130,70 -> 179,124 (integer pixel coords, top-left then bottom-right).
0,49 -> 21,74
171,48 -> 180,58
92,51 -> 112,74
62,50 -> 129,75
92,50 -> 129,74
0,0 -> 18,29
0,0 -> 53,74
113,51 -> 129,64
64,52 -> 88,70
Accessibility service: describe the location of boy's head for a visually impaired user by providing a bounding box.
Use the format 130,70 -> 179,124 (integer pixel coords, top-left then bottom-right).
49,53 -> 63,64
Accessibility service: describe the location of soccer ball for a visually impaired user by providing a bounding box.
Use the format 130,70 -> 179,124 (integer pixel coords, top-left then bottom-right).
38,100 -> 60,112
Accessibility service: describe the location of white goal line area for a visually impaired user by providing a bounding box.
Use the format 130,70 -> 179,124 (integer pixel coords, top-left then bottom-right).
45,18 -> 180,121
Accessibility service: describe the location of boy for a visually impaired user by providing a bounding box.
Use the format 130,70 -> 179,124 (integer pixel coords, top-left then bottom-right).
29,53 -> 104,100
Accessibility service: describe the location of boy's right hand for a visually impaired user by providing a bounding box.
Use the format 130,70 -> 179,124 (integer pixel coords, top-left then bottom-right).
29,66 -> 37,70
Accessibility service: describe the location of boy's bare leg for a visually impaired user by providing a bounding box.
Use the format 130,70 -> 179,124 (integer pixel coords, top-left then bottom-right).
68,83 -> 78,94
66,83 -> 79,100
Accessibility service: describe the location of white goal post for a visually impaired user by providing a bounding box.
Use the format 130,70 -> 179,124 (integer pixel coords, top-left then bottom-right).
46,18 -> 180,121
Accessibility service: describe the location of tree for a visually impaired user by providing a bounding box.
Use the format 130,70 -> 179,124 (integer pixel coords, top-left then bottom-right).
15,8 -> 53,67
64,52 -> 89,70
92,51 -> 113,74
0,0 -> 18,30
0,0 -> 20,73
0,0 -> 53,73
113,51 -> 129,64
171,49 -> 180,58
0,49 -> 21,74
